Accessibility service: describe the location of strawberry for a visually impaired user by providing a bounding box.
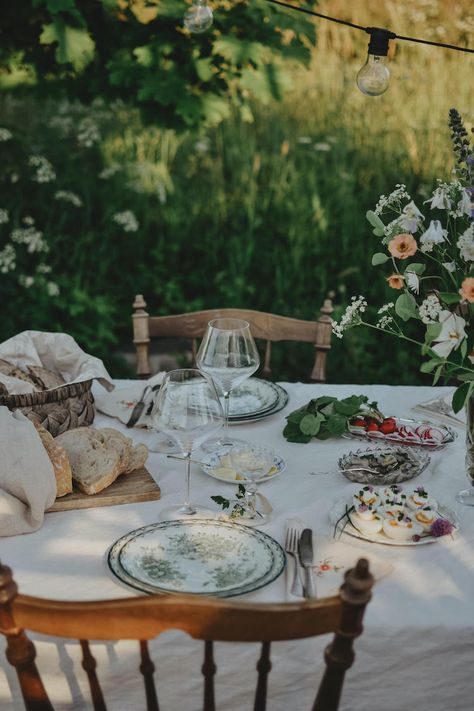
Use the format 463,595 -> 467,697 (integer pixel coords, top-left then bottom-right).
378,418 -> 397,434
366,421 -> 379,432
351,418 -> 367,428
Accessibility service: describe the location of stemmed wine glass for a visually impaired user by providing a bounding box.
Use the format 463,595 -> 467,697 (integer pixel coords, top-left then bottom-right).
150,369 -> 224,520
229,443 -> 275,523
196,318 -> 260,449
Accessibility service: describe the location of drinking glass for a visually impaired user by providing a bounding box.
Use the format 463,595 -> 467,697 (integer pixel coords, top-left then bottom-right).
151,369 -> 224,520
196,318 -> 260,448
229,443 -> 275,522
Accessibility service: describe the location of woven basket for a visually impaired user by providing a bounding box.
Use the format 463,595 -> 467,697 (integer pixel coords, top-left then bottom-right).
0,380 -> 95,436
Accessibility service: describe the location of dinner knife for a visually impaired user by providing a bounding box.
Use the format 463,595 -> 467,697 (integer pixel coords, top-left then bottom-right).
126,385 -> 152,428
298,528 -> 317,599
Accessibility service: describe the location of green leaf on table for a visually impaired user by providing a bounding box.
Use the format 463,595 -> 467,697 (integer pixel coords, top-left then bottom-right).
285,408 -> 307,425
325,414 -> 348,436
309,395 -> 337,409
371,252 -> 389,266
452,382 -> 474,413
211,495 -> 230,509
334,395 -> 368,417
395,292 -> 418,321
299,413 -> 323,436
438,292 -> 461,305
282,421 -> 312,443
405,262 -> 426,275
420,358 -> 442,374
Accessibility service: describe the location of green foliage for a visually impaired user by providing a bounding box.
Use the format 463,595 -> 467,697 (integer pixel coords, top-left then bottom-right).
0,0 -> 317,131
283,395 -> 381,443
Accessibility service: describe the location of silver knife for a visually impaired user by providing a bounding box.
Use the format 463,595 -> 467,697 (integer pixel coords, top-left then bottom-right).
126,385 -> 152,428
298,528 -> 317,599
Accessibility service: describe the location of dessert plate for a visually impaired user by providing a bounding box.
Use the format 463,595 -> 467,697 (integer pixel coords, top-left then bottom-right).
200,446 -> 287,484
228,379 -> 289,423
108,519 -> 285,597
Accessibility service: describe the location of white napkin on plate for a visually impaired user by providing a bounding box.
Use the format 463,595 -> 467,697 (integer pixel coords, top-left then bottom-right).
0,407 -> 56,536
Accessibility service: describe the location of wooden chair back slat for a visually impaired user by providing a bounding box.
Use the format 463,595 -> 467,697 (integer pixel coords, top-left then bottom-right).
139,640 -> 160,711
80,639 -> 107,711
132,296 -> 333,381
202,640 -> 216,711
254,641 -> 272,711
0,559 -> 374,711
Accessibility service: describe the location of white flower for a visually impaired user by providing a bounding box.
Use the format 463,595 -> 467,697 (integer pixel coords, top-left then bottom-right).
99,164 -> 120,180
36,263 -> 52,275
374,184 -> 411,216
194,137 -> 210,153
0,244 -> 15,273
47,282 -> 60,297
297,136 -> 312,144
405,271 -> 420,294
11,225 -> 48,253
314,142 -> 331,152
19,275 -> 34,288
0,209 -> 9,225
431,310 -> 467,358
332,296 -> 367,338
420,220 -> 447,252
54,190 -> 83,207
0,128 -> 12,142
112,210 -> 139,233
457,223 -> 474,261
458,189 -> 473,218
377,302 -> 394,315
419,295 -> 442,324
442,261 -> 456,273
10,173 -> 19,184
29,155 -> 56,183
377,314 -> 393,329
77,117 -> 100,148
399,201 -> 424,233
426,185 -> 451,210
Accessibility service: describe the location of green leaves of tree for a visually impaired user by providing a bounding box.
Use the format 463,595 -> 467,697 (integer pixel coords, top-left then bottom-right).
283,394 -> 375,443
40,22 -> 95,71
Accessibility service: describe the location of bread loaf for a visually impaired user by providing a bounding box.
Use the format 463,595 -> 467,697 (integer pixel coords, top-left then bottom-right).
55,426 -> 149,495
35,424 -> 73,497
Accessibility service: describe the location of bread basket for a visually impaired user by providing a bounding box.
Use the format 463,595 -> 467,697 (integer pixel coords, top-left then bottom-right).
0,380 -> 95,436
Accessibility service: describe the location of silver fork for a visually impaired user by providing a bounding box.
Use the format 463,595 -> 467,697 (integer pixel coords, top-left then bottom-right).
284,527 -> 303,597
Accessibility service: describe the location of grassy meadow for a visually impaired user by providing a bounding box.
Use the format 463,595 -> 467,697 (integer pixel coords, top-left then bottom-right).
0,0 -> 472,382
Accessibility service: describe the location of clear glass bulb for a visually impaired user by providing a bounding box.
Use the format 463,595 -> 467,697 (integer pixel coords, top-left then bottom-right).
184,0 -> 213,34
356,54 -> 390,96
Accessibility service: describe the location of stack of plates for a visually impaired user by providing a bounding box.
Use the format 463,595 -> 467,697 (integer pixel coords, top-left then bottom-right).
227,378 -> 289,424
108,519 -> 285,597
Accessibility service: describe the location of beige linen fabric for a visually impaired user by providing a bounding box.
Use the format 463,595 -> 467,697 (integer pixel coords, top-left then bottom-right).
0,407 -> 56,536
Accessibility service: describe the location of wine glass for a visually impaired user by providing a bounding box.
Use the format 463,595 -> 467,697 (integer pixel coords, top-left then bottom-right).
151,369 -> 224,520
229,443 -> 275,523
196,318 -> 260,449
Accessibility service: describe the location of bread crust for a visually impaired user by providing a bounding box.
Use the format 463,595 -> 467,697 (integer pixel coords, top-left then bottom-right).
35,424 -> 73,497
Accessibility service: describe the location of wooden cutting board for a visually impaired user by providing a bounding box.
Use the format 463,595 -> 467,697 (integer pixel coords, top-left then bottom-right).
47,467 -> 161,512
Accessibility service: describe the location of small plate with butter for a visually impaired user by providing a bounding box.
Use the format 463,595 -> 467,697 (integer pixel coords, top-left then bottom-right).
199,446 -> 287,484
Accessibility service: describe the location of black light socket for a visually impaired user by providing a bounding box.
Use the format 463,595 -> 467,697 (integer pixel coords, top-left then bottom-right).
366,27 -> 396,56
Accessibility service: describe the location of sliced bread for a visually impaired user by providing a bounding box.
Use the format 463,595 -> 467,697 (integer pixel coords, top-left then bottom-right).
35,424 -> 73,497
56,428 -> 122,495
123,442 -> 149,474
100,427 -> 133,473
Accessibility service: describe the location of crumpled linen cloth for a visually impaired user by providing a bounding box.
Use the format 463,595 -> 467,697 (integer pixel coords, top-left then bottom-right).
0,330 -> 114,395
0,407 -> 56,536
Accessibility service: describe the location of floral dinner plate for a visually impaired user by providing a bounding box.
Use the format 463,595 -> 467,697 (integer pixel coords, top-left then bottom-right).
108,519 -> 285,597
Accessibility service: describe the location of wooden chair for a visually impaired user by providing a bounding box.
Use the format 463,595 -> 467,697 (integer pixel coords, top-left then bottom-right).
0,558 -> 373,711
132,295 -> 334,382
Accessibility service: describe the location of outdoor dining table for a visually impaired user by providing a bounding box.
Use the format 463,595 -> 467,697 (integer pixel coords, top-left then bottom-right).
1,381 -> 473,711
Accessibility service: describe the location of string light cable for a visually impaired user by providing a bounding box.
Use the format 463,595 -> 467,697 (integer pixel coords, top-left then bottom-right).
184,0 -> 474,96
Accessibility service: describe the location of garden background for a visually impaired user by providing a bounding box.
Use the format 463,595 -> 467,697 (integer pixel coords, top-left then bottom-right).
0,0 -> 472,382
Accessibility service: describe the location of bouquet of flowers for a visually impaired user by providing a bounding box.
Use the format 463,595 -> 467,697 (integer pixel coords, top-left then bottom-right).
333,109 -> 473,415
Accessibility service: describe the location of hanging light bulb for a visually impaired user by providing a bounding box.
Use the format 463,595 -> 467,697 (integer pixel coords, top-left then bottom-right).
184,0 -> 213,34
357,28 -> 396,97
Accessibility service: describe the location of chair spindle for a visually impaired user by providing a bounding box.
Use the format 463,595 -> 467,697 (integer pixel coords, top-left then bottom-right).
139,640 -> 160,711
80,640 -> 107,711
262,341 -> 272,379
254,641 -> 272,711
202,640 -> 216,711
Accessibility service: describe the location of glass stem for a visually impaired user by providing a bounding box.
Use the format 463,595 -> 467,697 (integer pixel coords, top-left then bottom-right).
182,452 -> 195,515
222,391 -> 231,445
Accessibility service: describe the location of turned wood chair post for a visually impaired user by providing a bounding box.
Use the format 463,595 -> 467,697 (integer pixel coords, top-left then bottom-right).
312,298 -> 333,383
133,294 -> 152,379
0,561 -> 54,711
312,558 -> 374,711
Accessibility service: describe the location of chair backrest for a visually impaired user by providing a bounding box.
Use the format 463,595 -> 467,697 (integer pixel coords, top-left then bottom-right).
0,558 -> 373,711
132,295 -> 334,382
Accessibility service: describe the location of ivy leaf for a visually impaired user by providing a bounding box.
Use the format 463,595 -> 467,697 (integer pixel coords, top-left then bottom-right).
371,252 -> 389,266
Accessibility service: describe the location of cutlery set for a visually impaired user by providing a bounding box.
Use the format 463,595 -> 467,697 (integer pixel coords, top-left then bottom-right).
284,526 -> 317,599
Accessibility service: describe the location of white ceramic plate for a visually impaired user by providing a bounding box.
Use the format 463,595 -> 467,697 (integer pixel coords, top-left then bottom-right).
329,499 -> 458,546
108,520 -> 285,597
200,446 -> 287,484
228,380 -> 289,422
345,416 -> 456,449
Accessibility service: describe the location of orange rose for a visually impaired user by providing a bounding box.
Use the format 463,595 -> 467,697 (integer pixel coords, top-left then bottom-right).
387,274 -> 405,290
388,233 -> 418,259
460,277 -> 474,303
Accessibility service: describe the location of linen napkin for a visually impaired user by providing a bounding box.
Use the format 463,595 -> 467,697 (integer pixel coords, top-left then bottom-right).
0,407 -> 56,536
94,373 -> 165,427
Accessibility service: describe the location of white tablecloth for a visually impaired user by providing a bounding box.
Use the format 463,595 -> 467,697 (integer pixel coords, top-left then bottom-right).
1,383 -> 473,711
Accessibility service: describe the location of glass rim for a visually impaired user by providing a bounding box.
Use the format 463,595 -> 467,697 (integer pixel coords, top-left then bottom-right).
207,317 -> 250,331
162,367 -> 214,383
